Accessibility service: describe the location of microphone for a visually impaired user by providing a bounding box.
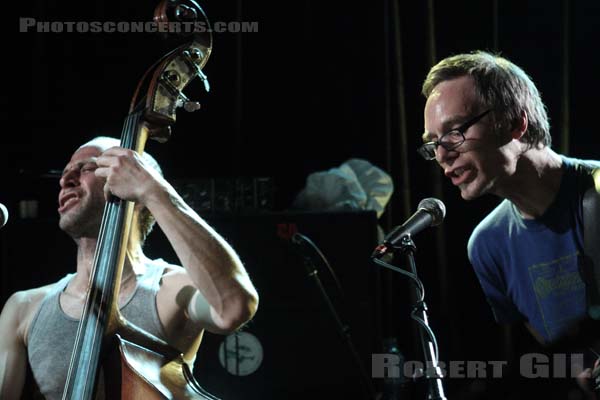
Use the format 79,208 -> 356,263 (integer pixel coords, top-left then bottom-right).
0,203 -> 8,228
372,198 -> 446,257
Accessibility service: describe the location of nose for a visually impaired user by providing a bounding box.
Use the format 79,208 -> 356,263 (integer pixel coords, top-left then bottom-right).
59,169 -> 79,188
435,145 -> 458,166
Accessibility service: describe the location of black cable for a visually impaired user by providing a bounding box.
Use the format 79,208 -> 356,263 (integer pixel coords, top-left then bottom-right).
372,256 -> 440,363
290,232 -> 376,399
291,232 -> 346,299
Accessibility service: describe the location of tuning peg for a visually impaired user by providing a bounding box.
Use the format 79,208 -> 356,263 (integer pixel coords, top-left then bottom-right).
183,49 -> 211,93
183,101 -> 202,112
197,70 -> 210,93
175,91 -> 201,112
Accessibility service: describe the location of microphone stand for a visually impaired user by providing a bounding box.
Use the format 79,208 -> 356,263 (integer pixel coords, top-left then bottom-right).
294,235 -> 376,399
375,235 -> 446,400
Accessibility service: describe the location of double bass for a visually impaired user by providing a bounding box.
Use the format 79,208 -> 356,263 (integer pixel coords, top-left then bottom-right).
60,0 -> 217,398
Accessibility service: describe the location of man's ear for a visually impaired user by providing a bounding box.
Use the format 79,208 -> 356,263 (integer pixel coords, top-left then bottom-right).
511,110 -> 528,140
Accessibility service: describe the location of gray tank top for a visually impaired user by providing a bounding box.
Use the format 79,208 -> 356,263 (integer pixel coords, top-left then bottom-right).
27,260 -> 169,400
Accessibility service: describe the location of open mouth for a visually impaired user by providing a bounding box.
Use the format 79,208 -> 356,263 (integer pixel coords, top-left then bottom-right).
58,192 -> 80,213
447,167 -> 473,186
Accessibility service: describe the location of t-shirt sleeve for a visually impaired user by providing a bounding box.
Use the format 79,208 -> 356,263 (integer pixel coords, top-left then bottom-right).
468,230 -> 523,324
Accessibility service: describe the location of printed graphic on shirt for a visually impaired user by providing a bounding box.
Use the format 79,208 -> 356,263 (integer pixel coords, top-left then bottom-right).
528,252 -> 585,340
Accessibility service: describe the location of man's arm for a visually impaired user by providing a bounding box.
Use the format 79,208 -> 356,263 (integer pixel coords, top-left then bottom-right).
96,147 -> 259,333
146,190 -> 258,333
0,293 -> 28,400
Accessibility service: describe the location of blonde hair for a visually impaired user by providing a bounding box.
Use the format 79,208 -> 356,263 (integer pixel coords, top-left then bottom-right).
422,51 -> 551,148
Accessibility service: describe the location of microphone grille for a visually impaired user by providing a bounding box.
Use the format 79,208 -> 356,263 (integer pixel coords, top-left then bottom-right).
417,197 -> 446,226
0,203 -> 8,228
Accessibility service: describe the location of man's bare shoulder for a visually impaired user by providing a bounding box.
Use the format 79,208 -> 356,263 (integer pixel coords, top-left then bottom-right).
157,263 -> 193,289
3,284 -> 54,313
154,263 -> 194,303
160,263 -> 186,277
1,283 -> 57,342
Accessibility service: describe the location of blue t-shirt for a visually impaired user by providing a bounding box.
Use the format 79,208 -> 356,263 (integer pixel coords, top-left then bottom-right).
468,156 -> 600,343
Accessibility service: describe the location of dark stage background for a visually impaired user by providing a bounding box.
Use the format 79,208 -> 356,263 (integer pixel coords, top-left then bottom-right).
1,0 -> 599,399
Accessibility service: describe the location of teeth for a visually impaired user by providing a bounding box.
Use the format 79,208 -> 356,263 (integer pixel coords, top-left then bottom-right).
63,197 -> 78,208
454,168 -> 464,176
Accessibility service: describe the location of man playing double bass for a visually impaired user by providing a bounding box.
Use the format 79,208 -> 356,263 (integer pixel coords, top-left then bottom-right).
0,136 -> 260,399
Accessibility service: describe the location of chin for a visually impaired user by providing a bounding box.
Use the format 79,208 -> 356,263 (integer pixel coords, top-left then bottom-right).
59,209 -> 101,239
60,222 -> 98,240
58,213 -> 75,232
459,190 -> 478,201
458,181 -> 488,201
59,218 -> 83,238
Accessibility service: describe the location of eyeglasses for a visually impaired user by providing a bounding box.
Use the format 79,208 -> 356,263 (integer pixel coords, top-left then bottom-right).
417,109 -> 493,161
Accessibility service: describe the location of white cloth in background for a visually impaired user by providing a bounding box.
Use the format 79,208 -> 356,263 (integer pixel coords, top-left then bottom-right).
293,158 -> 393,218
